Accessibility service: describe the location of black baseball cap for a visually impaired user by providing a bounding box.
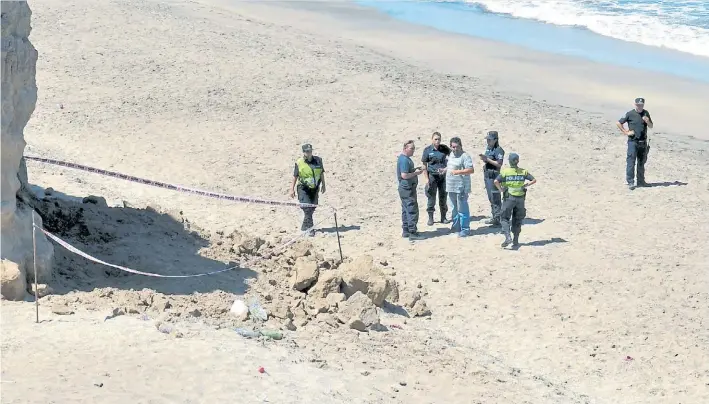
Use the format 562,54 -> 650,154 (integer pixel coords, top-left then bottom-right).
634,97 -> 645,104
486,131 -> 499,140
302,143 -> 313,152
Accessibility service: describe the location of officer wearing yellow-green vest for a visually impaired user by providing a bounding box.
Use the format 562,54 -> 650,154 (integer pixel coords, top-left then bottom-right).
494,153 -> 536,248
289,143 -> 326,236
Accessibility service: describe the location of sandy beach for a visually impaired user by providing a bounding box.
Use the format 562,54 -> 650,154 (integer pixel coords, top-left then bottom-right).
2,0 -> 708,403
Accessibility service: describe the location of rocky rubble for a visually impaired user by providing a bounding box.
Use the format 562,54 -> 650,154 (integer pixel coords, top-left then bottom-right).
46,225 -> 431,336
27,195 -> 430,337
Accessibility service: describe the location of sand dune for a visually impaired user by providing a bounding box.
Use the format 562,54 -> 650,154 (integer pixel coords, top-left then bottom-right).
2,0 -> 708,403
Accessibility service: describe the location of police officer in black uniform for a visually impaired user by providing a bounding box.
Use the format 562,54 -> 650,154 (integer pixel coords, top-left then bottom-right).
617,97 -> 654,190
421,131 -> 451,226
479,131 -> 505,226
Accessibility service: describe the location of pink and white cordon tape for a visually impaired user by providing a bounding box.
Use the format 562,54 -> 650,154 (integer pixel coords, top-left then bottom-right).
36,214 -> 327,278
25,154 -> 336,278
24,156 -> 333,211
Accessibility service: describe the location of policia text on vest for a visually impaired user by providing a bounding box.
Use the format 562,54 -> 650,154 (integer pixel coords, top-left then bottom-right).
494,153 -> 536,248
289,144 -> 326,235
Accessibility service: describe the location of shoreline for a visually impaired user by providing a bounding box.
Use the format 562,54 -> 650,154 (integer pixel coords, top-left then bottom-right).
357,0 -> 709,83
217,0 -> 709,142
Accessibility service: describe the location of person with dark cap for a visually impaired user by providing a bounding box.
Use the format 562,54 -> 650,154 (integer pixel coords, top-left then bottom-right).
289,143 -> 326,236
617,97 -> 653,190
479,130 -> 505,226
495,153 -> 536,248
397,140 -> 425,241
421,131 -> 451,226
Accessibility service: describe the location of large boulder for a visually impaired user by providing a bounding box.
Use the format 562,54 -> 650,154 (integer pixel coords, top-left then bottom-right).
1,1 -> 54,282
338,255 -> 391,307
336,291 -> 381,332
308,271 -> 342,299
292,257 -> 319,291
1,259 -> 26,300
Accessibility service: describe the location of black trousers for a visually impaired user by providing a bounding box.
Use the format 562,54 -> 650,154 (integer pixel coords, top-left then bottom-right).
626,140 -> 650,184
425,173 -> 447,216
399,187 -> 419,234
500,195 -> 526,237
297,185 -> 319,230
484,170 -> 502,221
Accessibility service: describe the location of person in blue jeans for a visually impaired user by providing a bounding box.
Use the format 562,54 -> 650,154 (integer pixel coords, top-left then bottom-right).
438,137 -> 475,237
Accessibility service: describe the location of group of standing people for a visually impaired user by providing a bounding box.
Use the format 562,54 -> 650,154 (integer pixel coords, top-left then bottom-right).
396,131 -> 536,247
287,97 -> 652,248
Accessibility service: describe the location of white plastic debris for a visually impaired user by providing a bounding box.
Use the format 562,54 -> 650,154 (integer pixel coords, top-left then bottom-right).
229,299 -> 249,318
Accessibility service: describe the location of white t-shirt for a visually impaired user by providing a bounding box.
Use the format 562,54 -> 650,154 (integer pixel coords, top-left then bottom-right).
445,152 -> 474,193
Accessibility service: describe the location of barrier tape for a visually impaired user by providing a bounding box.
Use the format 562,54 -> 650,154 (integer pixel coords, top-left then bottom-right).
35,216 -> 327,279
24,156 -> 332,211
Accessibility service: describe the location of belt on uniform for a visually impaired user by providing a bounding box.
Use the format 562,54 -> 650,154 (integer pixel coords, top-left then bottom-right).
485,169 -> 499,178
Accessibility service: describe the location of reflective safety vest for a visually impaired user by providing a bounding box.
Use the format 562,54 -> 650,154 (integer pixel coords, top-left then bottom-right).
296,157 -> 323,189
499,167 -> 528,197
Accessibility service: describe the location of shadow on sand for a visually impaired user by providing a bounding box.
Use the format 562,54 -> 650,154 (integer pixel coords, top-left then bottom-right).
31,186 -> 257,297
645,181 -> 688,187
319,224 -> 360,234
511,237 -> 568,250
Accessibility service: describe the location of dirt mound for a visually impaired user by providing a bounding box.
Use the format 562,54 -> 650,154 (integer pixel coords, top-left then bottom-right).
35,191 -> 429,338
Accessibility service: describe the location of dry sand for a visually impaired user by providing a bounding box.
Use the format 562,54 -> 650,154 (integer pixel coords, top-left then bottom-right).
2,0 -> 709,403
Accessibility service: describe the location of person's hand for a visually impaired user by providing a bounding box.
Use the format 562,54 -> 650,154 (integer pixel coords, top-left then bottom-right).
642,116 -> 650,124
415,168 -> 424,175
437,167 -> 446,174
625,129 -> 634,137
320,184 -> 326,194
289,189 -> 295,199
479,155 -> 488,162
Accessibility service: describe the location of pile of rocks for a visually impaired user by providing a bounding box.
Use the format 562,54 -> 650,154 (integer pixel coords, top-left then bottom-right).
226,236 -> 433,332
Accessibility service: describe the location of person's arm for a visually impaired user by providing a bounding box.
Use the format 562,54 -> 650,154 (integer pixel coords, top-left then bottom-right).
452,153 -> 474,175
494,174 -> 504,193
617,112 -> 632,136
399,158 -> 422,180
643,111 -> 653,129
421,149 -> 430,183
401,169 -> 423,180
481,153 -> 503,169
290,163 -> 298,198
320,173 -> 326,193
523,173 -> 537,189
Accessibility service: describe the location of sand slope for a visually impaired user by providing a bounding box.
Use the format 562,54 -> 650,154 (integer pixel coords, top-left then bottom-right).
2,0 -> 708,403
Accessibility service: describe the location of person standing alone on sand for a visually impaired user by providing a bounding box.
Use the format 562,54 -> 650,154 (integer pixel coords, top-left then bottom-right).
422,131 -> 451,226
439,137 -> 474,237
479,131 -> 505,226
398,140 -> 425,241
617,97 -> 653,190
289,143 -> 326,236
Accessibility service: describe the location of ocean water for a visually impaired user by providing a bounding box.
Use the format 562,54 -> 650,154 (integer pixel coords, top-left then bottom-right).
462,0 -> 709,58
358,0 -> 709,82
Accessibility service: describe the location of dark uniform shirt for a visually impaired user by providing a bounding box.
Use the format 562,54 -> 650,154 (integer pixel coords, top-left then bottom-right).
483,146 -> 505,171
397,154 -> 417,189
421,145 -> 448,174
619,109 -> 652,141
293,156 -> 324,188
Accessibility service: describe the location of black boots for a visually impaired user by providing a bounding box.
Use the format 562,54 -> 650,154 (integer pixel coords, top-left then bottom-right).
501,233 -> 512,247
428,212 -> 451,226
